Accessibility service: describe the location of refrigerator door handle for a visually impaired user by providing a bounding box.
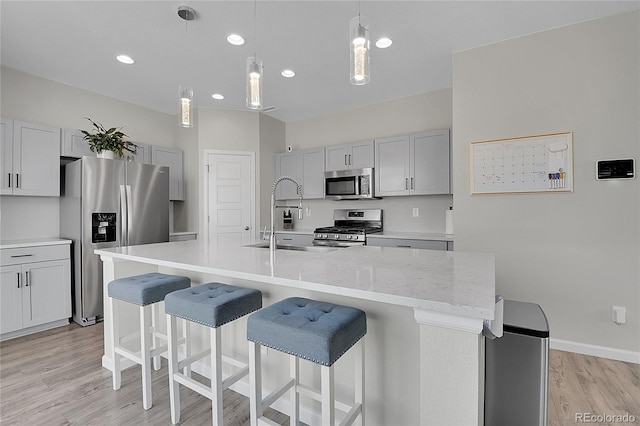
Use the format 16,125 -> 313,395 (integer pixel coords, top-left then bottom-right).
126,185 -> 133,246
120,185 -> 127,246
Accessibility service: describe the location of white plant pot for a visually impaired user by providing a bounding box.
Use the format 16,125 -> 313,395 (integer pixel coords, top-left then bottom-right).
97,150 -> 115,159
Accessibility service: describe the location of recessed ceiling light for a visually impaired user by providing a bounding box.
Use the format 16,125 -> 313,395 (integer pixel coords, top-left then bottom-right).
375,37 -> 393,49
115,54 -> 135,64
226,33 -> 245,46
211,93 -> 224,100
281,69 -> 295,78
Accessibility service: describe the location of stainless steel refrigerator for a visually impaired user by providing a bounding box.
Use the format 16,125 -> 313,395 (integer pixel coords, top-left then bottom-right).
60,157 -> 169,326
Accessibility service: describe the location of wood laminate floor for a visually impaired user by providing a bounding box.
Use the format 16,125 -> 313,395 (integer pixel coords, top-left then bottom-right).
1,323 -> 639,425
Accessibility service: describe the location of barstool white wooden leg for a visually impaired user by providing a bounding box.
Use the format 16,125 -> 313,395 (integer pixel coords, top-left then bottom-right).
167,313 -> 181,424
183,319 -> 191,377
321,365 -> 335,426
152,303 -> 161,371
108,294 -> 121,390
355,337 -> 365,426
140,305 -> 153,410
211,327 -> 223,425
290,355 -> 299,425
248,341 -> 263,426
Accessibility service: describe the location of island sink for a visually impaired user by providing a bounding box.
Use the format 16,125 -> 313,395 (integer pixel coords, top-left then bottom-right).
244,242 -> 338,253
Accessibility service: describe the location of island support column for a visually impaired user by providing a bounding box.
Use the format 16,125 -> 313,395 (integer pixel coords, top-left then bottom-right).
414,309 -> 485,425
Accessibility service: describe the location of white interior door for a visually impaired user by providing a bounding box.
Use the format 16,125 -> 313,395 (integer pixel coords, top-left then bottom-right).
206,152 -> 254,244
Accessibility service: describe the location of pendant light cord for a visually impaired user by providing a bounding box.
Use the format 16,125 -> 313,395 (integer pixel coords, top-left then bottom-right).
253,0 -> 257,59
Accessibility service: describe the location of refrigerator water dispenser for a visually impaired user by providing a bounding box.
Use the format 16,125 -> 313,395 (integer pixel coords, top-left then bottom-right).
92,213 -> 117,243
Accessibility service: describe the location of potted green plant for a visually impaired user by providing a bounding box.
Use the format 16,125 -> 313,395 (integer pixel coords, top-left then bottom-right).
80,118 -> 138,159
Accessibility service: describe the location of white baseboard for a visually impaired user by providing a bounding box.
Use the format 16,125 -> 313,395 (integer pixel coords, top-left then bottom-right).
550,338 -> 640,364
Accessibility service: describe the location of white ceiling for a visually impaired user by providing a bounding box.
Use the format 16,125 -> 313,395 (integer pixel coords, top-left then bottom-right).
2,1 -> 638,123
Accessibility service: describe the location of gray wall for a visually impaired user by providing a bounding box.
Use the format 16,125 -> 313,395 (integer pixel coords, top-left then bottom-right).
452,11 -> 639,353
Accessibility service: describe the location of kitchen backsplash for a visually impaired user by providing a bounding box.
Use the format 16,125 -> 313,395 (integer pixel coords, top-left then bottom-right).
0,196 -> 61,240
277,194 -> 453,233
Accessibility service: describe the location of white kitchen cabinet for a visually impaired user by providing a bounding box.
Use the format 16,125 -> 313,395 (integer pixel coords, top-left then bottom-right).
411,130 -> 451,195
0,243 -> 71,340
275,151 -> 302,200
130,142 -> 151,164
275,148 -> 325,200
61,128 -> 94,158
0,117 -> 14,194
325,140 -> 374,172
1,119 -> 60,196
151,146 -> 184,201
374,129 -> 450,197
367,236 -> 448,251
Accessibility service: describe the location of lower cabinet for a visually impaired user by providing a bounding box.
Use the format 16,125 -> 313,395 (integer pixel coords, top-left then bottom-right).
0,243 -> 71,340
367,237 -> 449,251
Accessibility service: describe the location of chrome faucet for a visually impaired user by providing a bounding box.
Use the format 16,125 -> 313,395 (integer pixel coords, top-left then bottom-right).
270,176 -> 303,251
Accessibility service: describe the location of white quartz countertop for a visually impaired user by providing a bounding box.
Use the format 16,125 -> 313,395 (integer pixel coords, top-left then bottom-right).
96,237 -> 493,320
0,238 -> 72,249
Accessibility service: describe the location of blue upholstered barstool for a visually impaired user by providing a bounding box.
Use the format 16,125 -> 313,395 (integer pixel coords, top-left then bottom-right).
107,272 -> 191,410
164,282 -> 262,425
247,297 -> 367,426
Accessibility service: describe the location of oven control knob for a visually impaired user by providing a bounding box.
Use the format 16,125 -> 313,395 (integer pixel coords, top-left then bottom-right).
334,234 -> 340,240
347,235 -> 352,239
323,234 -> 328,239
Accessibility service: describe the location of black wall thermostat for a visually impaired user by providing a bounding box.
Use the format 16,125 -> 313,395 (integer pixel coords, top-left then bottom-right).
596,158 -> 635,180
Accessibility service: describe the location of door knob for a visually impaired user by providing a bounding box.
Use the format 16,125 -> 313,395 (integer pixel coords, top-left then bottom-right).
244,226 -> 250,231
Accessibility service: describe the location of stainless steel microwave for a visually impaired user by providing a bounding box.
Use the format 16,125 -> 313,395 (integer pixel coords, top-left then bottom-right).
325,167 -> 377,200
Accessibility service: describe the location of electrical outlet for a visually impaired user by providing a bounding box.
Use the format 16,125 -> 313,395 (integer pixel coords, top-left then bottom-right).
412,208 -> 419,217
305,206 -> 311,217
612,306 -> 626,325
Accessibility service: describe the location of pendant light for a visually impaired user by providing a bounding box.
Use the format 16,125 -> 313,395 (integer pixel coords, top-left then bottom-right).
349,3 -> 370,85
246,0 -> 263,109
178,6 -> 196,127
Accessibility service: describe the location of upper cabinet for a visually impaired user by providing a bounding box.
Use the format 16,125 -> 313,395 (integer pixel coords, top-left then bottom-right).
1,119 -> 60,197
130,142 -> 151,164
274,148 -> 325,200
374,128 -> 450,197
61,129 -> 94,158
151,146 -> 184,201
325,140 -> 374,172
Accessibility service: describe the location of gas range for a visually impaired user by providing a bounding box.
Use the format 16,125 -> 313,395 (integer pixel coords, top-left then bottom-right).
313,209 -> 382,247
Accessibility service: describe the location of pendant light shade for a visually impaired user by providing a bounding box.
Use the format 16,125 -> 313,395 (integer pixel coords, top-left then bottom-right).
178,6 -> 196,128
350,15 -> 370,85
246,56 -> 263,110
179,85 -> 193,128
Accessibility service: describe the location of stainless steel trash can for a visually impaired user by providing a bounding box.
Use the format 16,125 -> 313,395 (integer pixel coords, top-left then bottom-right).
485,300 -> 549,426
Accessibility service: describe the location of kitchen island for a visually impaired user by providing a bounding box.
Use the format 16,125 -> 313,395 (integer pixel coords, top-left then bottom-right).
96,237 -> 495,425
